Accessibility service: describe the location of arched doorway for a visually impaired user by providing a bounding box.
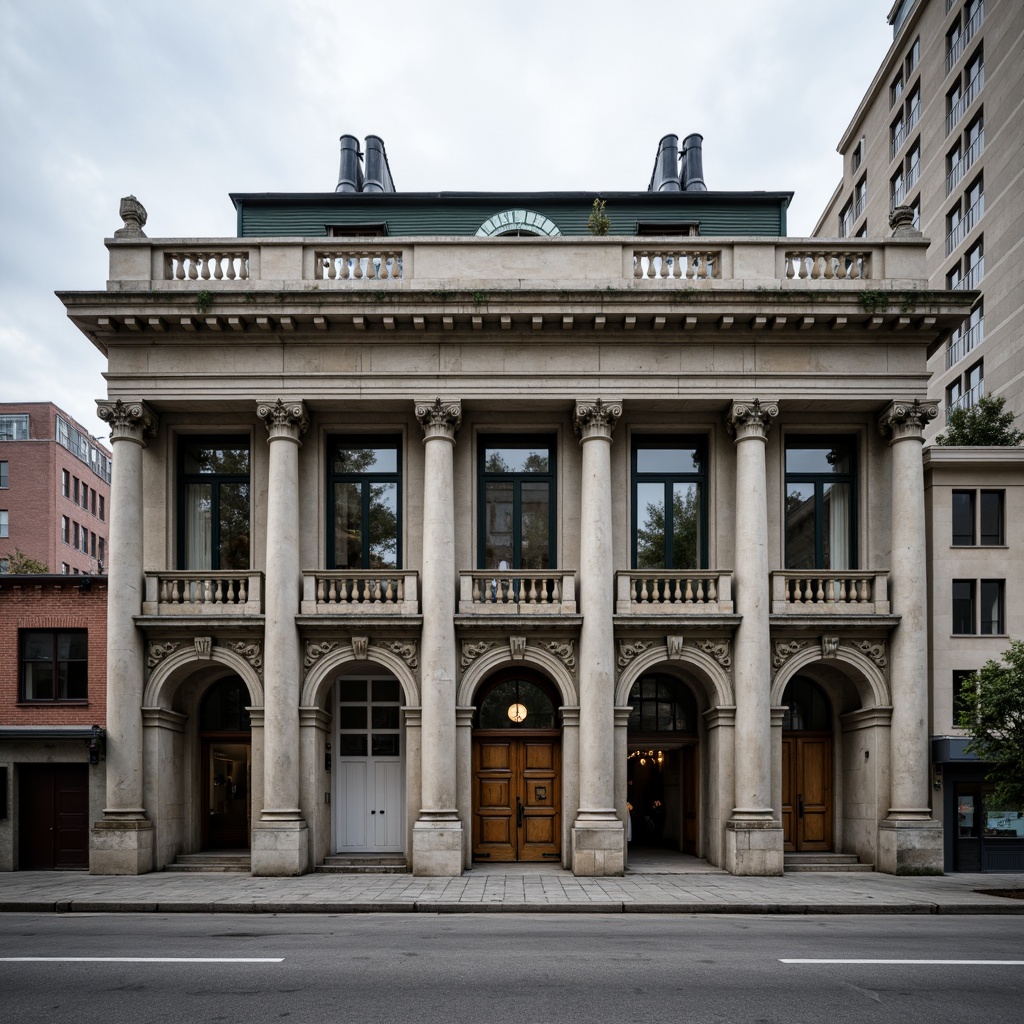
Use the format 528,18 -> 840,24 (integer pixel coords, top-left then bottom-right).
781,676 -> 833,852
472,670 -> 561,863
626,673 -> 699,854
199,675 -> 252,850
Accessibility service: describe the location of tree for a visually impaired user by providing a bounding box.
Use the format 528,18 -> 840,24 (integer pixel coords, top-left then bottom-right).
936,395 -> 1024,446
956,640 -> 1024,811
0,548 -> 50,573
635,487 -> 700,570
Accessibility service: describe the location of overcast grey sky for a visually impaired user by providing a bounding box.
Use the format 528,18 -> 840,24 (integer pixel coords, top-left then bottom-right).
0,1 -> 895,439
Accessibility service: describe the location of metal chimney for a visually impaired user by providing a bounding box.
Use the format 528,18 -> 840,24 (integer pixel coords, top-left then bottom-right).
680,134 -> 707,191
649,134 -> 681,192
335,134 -> 363,193
362,135 -> 395,193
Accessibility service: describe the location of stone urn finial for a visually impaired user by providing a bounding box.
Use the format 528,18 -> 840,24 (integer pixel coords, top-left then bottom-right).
889,205 -> 919,237
115,195 -> 148,238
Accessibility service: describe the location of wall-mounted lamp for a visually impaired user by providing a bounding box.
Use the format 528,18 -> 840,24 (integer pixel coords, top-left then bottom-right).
87,724 -> 105,766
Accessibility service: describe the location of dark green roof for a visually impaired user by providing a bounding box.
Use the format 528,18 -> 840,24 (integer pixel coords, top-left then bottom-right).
230,190 -> 791,238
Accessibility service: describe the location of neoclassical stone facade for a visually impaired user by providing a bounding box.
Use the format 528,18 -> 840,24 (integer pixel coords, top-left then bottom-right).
60,167 -> 972,877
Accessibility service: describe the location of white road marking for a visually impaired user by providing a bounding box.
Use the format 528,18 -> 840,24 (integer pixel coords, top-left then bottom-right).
0,957 -> 283,963
780,959 -> 1024,965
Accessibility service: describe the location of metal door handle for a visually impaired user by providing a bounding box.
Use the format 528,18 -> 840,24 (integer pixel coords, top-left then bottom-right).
516,797 -> 524,828
371,810 -> 376,814
798,796 -> 804,819
379,809 -> 384,815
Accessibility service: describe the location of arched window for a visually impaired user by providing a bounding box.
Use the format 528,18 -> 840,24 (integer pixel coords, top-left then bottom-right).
781,677 -> 831,731
476,675 -> 557,729
199,676 -> 251,732
627,674 -> 697,733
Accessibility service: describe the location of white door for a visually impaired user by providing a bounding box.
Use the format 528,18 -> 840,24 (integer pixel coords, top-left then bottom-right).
334,677 -> 404,853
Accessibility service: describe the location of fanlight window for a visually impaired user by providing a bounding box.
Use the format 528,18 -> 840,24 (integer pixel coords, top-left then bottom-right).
477,677 -> 556,729
628,674 -> 697,733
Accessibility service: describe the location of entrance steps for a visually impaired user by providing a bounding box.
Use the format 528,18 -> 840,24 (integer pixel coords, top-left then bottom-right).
165,851 -> 252,873
784,852 -> 873,873
317,854 -> 409,874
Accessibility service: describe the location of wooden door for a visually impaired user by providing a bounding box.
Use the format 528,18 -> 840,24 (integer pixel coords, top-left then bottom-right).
18,764 -> 89,870
782,735 -> 832,852
473,736 -> 560,862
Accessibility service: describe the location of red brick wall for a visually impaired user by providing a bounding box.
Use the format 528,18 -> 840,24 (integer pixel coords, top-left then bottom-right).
0,577 -> 107,727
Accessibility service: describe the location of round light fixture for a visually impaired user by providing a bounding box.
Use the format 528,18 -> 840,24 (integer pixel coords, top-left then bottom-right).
507,703 -> 528,724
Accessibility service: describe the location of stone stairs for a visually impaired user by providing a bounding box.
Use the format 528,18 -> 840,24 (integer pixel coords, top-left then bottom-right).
784,852 -> 873,873
164,851 -> 252,873
317,854 -> 409,875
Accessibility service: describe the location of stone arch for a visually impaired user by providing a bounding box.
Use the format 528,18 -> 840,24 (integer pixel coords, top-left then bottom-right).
457,644 -> 577,707
614,641 -> 734,709
300,642 -> 420,710
770,642 -> 890,710
143,643 -> 264,710
476,209 -> 562,237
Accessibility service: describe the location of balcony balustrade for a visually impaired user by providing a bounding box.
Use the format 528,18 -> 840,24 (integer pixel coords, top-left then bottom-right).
458,571 -> 577,614
300,571 -> 419,615
771,571 -> 890,615
615,570 -> 733,615
143,571 -> 264,616
946,316 -> 984,368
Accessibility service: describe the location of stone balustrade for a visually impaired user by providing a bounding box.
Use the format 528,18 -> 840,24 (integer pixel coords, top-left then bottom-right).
142,571 -> 264,615
163,251 -> 249,281
632,248 -> 719,280
783,250 -> 871,281
458,571 -> 577,614
300,571 -> 419,615
315,249 -> 403,281
770,571 -> 890,615
615,570 -> 733,615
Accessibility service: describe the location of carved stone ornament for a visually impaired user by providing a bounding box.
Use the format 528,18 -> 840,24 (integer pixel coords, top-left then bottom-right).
415,398 -> 462,438
666,635 -> 685,659
226,640 -> 263,674
694,639 -> 732,669
879,399 -> 939,441
617,639 -> 653,669
848,639 -> 888,668
460,640 -> 497,669
889,205 -> 919,237
97,399 -> 158,442
821,635 -> 840,659
375,639 -> 418,669
194,636 -> 213,660
726,398 -> 779,439
542,640 -> 576,669
304,640 -> 339,670
509,636 -> 527,661
147,640 -> 182,670
351,636 -> 369,660
115,195 -> 148,238
574,398 -> 623,440
257,399 -> 308,436
772,639 -> 808,669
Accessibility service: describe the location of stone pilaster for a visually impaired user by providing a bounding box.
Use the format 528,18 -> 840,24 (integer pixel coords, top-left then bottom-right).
251,399 -> 309,876
571,398 -> 625,876
877,399 -> 943,874
411,399 -> 463,875
91,399 -> 157,874
724,399 -> 783,875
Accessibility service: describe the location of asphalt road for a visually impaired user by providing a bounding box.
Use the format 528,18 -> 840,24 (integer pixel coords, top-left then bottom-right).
1,913 -> 1022,1024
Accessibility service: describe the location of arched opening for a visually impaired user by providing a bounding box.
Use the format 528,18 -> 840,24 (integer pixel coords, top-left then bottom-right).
781,676 -> 833,852
626,673 -> 699,854
472,668 -> 561,864
198,675 -> 252,850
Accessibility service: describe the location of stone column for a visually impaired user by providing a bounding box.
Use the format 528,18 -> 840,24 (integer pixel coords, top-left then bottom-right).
91,399 -> 157,875
411,399 -> 463,875
572,399 -> 625,876
725,399 -> 783,875
251,399 -> 309,876
878,399 -> 943,874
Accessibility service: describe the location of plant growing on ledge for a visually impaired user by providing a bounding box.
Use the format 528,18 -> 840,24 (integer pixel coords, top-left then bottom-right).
588,197 -> 610,236
196,290 -> 213,315
936,395 -> 1024,446
1,548 -> 49,573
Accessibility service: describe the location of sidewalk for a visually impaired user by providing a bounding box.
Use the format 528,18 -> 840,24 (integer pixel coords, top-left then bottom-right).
2,862 -> 1022,915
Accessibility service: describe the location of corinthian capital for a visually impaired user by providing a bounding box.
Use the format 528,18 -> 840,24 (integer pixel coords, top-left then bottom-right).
574,398 -> 622,440
96,399 -> 158,444
727,399 -> 779,440
879,399 -> 938,442
257,399 -> 308,439
415,398 -> 462,440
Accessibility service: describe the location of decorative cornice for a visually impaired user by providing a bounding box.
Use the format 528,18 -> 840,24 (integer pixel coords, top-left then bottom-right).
304,640 -> 339,669
879,399 -> 938,441
257,399 -> 308,438
415,398 -> 462,440
225,640 -> 263,675
574,398 -> 622,440
617,639 -> 653,669
542,640 -> 576,669
726,399 -> 779,440
97,399 -> 158,444
375,639 -> 418,669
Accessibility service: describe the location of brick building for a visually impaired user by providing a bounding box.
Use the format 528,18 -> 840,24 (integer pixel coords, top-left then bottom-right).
0,402 -> 112,576
0,574 -> 108,870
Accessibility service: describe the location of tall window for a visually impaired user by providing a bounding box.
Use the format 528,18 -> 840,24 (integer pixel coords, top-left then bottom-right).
20,629 -> 88,701
327,437 -> 401,569
0,462 -> 7,488
177,436 -> 250,570
785,437 -> 857,570
980,580 -> 1004,635
0,510 -> 7,538
952,580 -> 975,634
632,438 -> 707,570
61,469 -> 69,497
478,436 -> 555,570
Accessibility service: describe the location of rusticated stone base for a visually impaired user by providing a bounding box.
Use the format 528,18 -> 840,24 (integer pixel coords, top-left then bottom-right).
725,819 -> 784,876
877,818 -> 944,875
90,819 -> 154,875
251,820 -> 310,876
572,818 -> 625,876
411,818 -> 464,876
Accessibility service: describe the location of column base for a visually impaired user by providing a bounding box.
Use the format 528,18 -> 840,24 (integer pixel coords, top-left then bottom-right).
90,818 -> 154,875
877,818 -> 944,875
725,818 -> 784,876
572,813 -> 625,876
411,814 -> 464,876
251,819 -> 309,876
